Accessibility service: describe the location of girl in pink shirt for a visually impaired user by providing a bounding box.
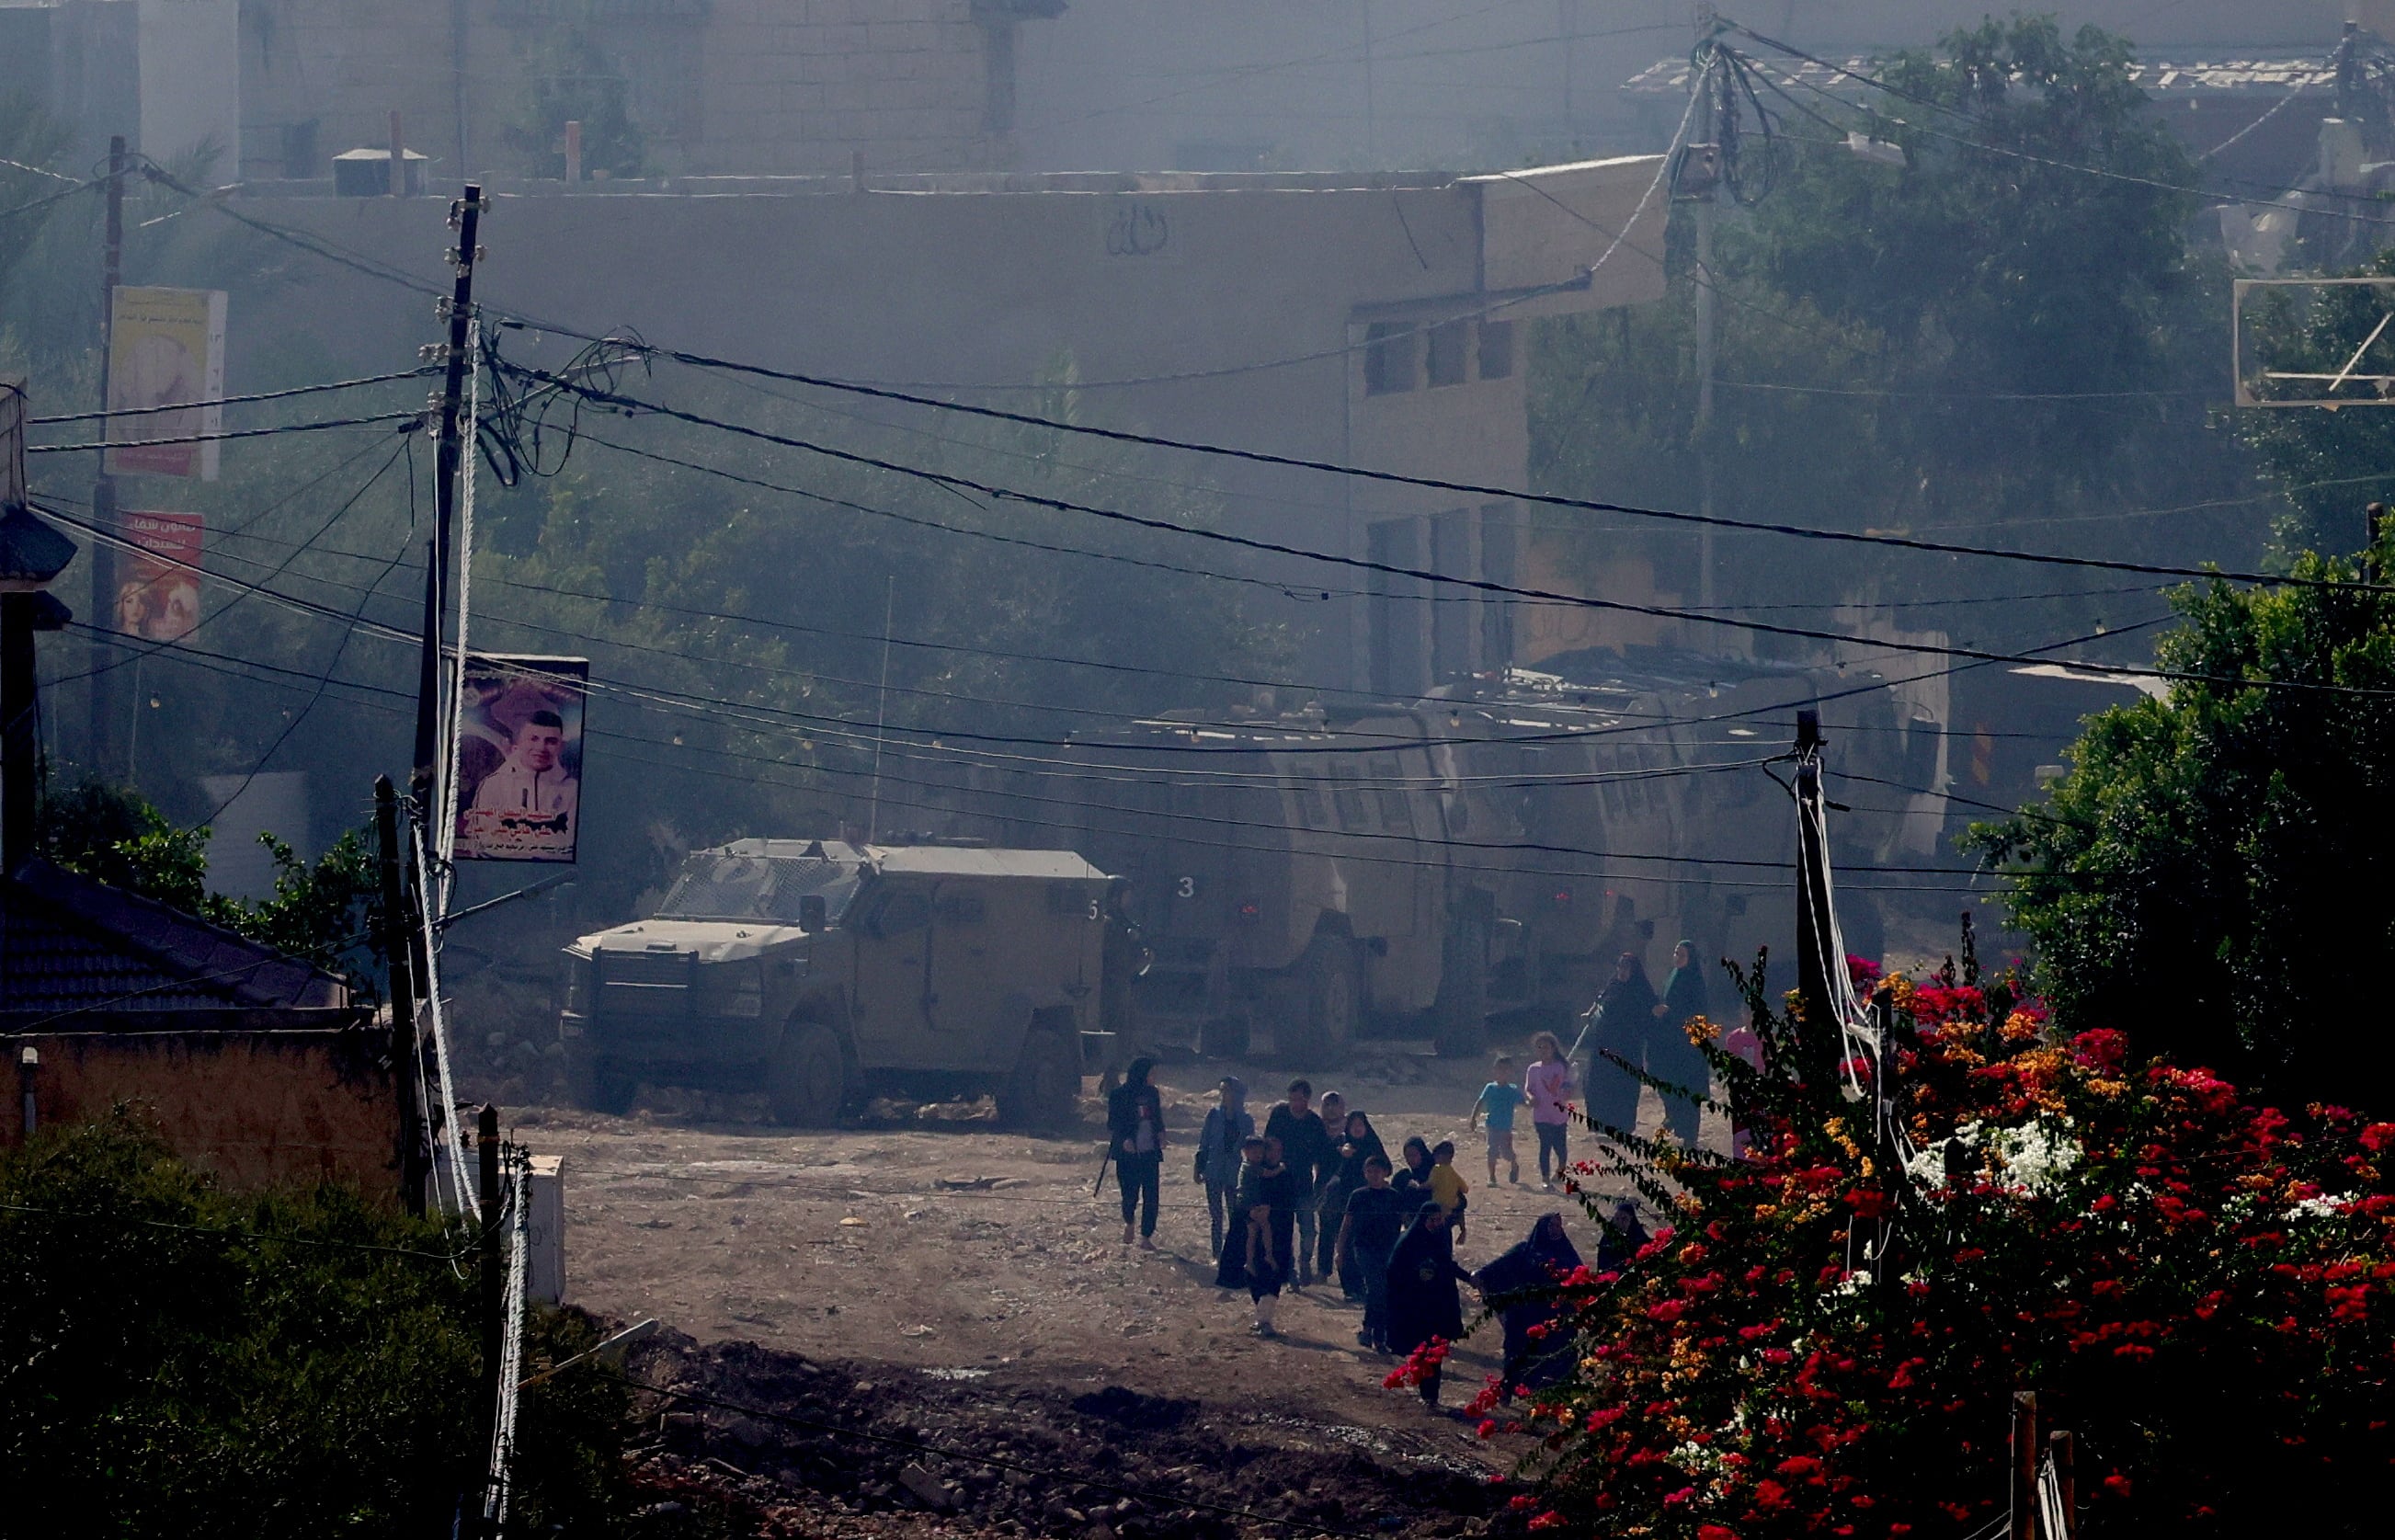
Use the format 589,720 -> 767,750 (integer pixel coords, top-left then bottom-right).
1523,1031 -> 1576,1190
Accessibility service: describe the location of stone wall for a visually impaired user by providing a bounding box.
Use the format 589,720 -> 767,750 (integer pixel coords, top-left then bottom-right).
4,1017 -> 404,1199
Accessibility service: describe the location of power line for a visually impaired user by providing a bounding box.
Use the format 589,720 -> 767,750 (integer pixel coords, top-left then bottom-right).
533,348 -> 2391,599
509,368 -> 2395,698
28,367 -> 436,426
28,412 -> 424,455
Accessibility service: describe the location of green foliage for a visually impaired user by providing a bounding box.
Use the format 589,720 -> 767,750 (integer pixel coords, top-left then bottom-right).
0,1115 -> 478,1537
1973,538 -> 2395,1099
508,29 -> 648,180
0,1115 -> 644,1537
40,780 -> 385,990
2234,248 -> 2395,551
1531,17 -> 2252,645
1495,959 -> 2395,1538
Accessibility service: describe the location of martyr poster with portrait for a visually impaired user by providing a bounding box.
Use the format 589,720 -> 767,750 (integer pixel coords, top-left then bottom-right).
453,654 -> 588,863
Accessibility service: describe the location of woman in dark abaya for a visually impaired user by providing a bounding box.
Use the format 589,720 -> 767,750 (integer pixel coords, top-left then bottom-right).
1648,940 -> 1715,1146
1391,1135 -> 1435,1197
1584,953 -> 1660,1138
1385,1201 -> 1477,1408
1474,1214 -> 1585,1397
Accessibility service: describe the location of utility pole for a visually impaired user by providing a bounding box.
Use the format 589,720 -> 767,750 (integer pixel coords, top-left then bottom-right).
87,134 -> 126,779
1790,709 -> 1840,1077
476,1101 -> 503,1504
375,775 -> 425,1215
413,184 -> 485,826
1687,6 -> 1723,617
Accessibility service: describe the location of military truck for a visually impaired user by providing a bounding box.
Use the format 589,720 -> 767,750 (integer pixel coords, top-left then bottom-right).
932,651 -> 1952,1062
559,838 -> 1117,1126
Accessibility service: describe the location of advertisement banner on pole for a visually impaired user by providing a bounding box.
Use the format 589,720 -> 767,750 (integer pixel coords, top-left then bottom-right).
105,286 -> 228,480
114,510 -> 202,640
454,654 -> 587,863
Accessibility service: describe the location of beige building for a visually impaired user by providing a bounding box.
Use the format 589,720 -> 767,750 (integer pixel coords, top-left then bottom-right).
233,0 -> 1058,182
241,154 -> 1667,693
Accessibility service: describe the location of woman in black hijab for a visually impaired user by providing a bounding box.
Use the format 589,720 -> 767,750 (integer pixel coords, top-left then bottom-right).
1585,953 -> 1659,1139
1323,1112 -> 1389,1296
1385,1200 -> 1477,1408
1648,940 -> 1715,1146
1474,1214 -> 1585,1397
1391,1135 -> 1435,1197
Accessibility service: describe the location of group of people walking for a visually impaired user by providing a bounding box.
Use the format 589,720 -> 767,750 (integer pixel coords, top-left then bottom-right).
1106,1053 -> 1655,1409
1100,941 -> 1711,1409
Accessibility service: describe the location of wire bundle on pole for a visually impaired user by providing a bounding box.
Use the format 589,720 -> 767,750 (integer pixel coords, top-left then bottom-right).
482,1150 -> 531,1534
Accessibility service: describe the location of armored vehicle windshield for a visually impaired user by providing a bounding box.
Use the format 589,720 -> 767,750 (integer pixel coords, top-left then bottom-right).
656,851 -> 861,926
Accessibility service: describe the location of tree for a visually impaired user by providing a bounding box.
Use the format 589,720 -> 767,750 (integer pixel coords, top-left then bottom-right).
39,781 -> 385,988
1531,17 -> 2254,651
0,1115 -> 638,1539
1475,955 -> 2395,1539
1973,536 -> 2395,1101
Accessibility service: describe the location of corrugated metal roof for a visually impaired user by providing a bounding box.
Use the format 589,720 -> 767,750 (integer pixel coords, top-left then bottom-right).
1625,52 -> 2334,98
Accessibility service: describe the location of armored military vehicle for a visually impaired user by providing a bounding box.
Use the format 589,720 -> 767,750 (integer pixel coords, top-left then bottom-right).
559,838 -> 1117,1126
931,651 -> 1952,1062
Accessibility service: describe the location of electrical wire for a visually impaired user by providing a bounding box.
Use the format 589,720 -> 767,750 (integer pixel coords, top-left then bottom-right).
27,368 -> 437,426
0,1199 -> 500,1263
512,348 -> 2393,600
28,411 -> 425,456
502,368 -> 2395,698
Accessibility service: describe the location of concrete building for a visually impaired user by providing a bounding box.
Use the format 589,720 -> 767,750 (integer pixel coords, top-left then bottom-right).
235,0 -> 1063,182
1012,0 -> 2369,174
234,154 -> 1667,694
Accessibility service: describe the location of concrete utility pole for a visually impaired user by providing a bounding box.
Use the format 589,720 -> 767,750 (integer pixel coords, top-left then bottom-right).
375,775 -> 426,1215
87,134 -> 126,778
1688,5 -> 1723,616
413,184 -> 485,826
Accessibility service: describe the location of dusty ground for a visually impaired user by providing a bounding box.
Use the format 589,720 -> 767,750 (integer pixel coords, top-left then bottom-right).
510,1050 -> 1728,1452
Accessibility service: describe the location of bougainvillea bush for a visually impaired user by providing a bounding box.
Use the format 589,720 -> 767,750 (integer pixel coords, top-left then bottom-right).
1455,940 -> 2395,1539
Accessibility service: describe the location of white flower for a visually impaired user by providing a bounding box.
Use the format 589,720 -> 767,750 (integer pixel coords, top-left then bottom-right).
1983,1120 -> 2080,1197
2287,1193 -> 2349,1221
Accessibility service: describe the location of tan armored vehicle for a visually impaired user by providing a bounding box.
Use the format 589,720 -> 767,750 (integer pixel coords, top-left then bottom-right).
559,838 -> 1116,1126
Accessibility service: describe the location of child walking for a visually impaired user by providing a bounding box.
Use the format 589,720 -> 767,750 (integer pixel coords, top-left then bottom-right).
1470,1054 -> 1525,1185
1427,1139 -> 1469,1244
1233,1135 -> 1300,1336
1524,1031 -> 1576,1190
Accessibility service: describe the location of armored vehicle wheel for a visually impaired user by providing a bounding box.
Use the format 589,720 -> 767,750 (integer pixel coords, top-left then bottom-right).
768,1023 -> 849,1126
1283,939 -> 1360,1066
566,1044 -> 637,1115
1000,1027 -> 1082,1129
1200,1014 -> 1250,1059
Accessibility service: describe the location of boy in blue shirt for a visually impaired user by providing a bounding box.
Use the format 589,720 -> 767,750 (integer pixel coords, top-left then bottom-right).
1470,1054 -> 1526,1185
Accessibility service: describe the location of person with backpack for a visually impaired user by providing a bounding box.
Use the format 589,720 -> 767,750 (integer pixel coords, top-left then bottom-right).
1194,1075 -> 1256,1261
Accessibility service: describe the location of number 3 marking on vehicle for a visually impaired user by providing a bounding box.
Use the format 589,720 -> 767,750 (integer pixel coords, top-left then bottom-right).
1176,876 -> 1196,899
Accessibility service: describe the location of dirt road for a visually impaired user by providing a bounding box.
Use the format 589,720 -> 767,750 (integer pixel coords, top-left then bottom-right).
519,1051 -> 1710,1446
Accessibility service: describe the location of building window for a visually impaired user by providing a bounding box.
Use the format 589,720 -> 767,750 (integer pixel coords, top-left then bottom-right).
1431,508 -> 1472,680
1479,503 -> 1517,672
1477,319 -> 1514,380
1368,517 -> 1426,697
280,120 -> 319,179
1426,320 -> 1469,386
1364,323 -> 1418,395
